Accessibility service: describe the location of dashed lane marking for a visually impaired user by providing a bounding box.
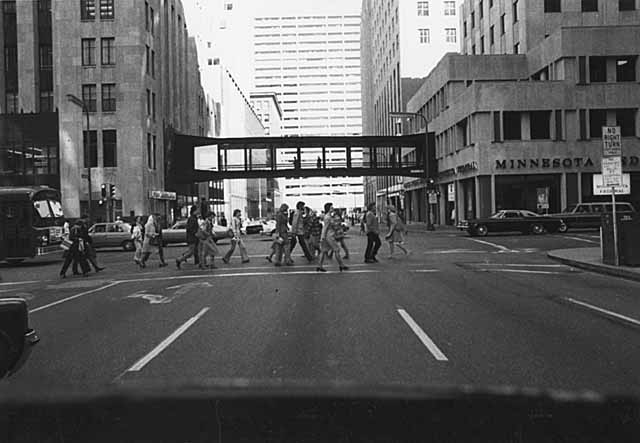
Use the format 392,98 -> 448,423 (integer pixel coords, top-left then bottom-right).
476,269 -> 565,275
397,308 -> 448,361
466,238 -> 516,253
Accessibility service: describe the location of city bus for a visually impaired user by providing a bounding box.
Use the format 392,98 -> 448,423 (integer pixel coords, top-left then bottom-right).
0,186 -> 65,264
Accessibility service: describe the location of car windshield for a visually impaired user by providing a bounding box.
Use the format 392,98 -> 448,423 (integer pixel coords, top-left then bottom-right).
3,1 -> 639,424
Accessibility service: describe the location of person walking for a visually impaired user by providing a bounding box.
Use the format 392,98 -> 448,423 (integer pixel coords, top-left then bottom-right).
59,220 -> 90,278
219,213 -> 227,227
140,214 -> 161,268
222,209 -> 250,264
198,215 -> 220,269
385,205 -> 410,258
132,216 -> 145,267
364,202 -> 381,263
176,206 -> 199,269
316,203 -> 348,272
289,201 -> 314,263
155,214 -> 168,267
273,203 -> 293,266
72,216 -> 104,274
307,209 -> 322,258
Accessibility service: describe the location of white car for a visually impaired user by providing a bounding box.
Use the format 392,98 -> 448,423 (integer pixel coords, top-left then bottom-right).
260,220 -> 277,236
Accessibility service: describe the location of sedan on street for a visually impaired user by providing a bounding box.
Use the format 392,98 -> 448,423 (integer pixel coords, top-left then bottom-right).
461,210 -> 565,237
162,220 -> 233,245
89,222 -> 134,251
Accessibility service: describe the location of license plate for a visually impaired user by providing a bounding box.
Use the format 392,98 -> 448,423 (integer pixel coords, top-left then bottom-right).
50,226 -> 63,238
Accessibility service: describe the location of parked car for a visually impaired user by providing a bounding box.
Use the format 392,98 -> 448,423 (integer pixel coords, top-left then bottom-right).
241,219 -> 264,235
460,210 -> 565,237
551,202 -> 636,232
89,222 -> 134,251
162,220 -> 233,245
0,297 -> 39,378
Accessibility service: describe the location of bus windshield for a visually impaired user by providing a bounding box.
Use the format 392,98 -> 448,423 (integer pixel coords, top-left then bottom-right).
33,200 -> 54,218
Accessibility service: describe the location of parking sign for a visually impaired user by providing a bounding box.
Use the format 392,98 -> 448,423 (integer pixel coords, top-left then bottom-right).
601,157 -> 622,187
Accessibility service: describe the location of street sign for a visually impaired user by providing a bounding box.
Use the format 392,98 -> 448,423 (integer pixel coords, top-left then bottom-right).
448,183 -> 455,202
593,173 -> 631,195
601,157 -> 622,187
602,126 -> 622,157
428,193 -> 438,204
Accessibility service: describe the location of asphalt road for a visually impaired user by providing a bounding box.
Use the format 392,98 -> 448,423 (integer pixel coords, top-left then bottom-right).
1,229 -> 639,396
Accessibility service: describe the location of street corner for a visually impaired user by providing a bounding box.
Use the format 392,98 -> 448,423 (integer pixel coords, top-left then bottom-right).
548,248 -> 640,283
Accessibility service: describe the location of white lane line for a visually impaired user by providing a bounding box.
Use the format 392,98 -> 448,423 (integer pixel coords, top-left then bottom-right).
476,263 -> 567,268
466,238 -> 515,253
29,282 -> 120,313
117,269 -> 380,283
0,280 -> 39,287
423,249 -> 487,254
478,269 -> 563,275
127,307 -> 210,372
397,308 -> 448,361
561,235 -> 600,244
564,298 -> 640,327
413,270 -> 440,273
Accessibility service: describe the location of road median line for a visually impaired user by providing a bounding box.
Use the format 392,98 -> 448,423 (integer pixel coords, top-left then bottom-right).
564,298 -> 640,328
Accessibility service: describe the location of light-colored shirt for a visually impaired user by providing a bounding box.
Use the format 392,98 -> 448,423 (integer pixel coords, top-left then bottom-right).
365,211 -> 379,234
231,216 -> 242,237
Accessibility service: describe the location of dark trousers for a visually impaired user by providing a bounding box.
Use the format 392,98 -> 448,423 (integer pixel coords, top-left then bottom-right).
61,247 -> 90,276
365,232 -> 381,260
290,234 -> 313,261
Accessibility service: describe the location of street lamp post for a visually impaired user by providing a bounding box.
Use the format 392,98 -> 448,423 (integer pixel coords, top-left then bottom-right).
388,111 -> 435,231
67,93 -> 92,223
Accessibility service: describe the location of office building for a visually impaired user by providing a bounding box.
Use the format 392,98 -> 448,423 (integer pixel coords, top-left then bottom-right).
0,0 -> 208,221
252,13 -> 364,211
404,0 -> 640,224
361,0 -> 462,213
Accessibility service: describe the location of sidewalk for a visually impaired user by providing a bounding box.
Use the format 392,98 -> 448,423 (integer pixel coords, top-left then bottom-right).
548,247 -> 640,283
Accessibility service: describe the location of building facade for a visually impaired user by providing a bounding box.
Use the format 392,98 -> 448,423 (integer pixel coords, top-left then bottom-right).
252,13 -> 365,212
360,0 -> 462,214
0,0 -> 208,222
405,0 -> 640,224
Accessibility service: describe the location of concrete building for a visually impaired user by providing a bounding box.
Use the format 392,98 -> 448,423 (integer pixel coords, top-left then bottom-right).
360,0 -> 462,213
252,12 -> 365,212
0,0 -> 208,222
405,0 -> 640,225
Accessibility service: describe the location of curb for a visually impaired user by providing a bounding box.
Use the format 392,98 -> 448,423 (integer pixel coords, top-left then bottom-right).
547,251 -> 640,283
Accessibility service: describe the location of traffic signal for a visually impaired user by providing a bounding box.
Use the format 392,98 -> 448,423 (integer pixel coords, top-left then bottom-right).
110,184 -> 116,199
101,184 -> 107,199
98,199 -> 105,206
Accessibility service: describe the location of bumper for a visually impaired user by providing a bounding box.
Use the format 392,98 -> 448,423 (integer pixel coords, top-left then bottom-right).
8,328 -> 39,377
36,244 -> 64,256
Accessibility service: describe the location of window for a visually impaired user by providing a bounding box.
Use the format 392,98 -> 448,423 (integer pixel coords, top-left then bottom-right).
224,2 -> 233,10
82,84 -> 97,112
555,110 -> 564,141
147,134 -> 152,168
589,109 -> 606,138
445,28 -> 456,43
513,1 -> 518,22
146,89 -> 151,115
472,45 -> 476,55
150,7 -> 154,34
80,0 -> 95,20
101,83 -> 116,112
39,45 -> 52,70
151,50 -> 155,77
616,109 -> 636,137
490,0 -> 494,6
419,28 -> 430,43
479,1 -> 484,19
616,56 -> 636,81
101,37 -> 115,65
530,111 -> 551,139
463,21 -> 467,37
145,1 -> 149,30
480,36 -> 485,54
103,130 -> 117,167
579,109 -> 587,139
544,0 -> 561,12
99,0 -> 114,19
83,130 -> 98,167
489,25 -> 495,45
589,56 -> 607,82
153,136 -> 157,170
582,0 -> 598,12
81,38 -> 96,66
444,1 -> 455,15
152,92 -> 156,119
208,58 -> 212,65
417,1 -> 429,16
39,91 -> 53,112
471,11 -> 475,28
145,45 -> 150,74
578,56 -> 587,83
5,93 -> 18,114
500,14 -> 505,34
514,42 -> 520,54
493,111 -> 501,142
620,0 -> 635,11
503,112 -> 521,140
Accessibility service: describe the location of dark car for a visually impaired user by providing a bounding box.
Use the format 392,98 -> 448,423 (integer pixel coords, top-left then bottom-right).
0,298 -> 39,378
461,210 -> 565,236
552,202 -> 636,232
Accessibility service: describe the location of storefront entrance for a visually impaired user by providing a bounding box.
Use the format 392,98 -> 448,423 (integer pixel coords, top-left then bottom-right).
495,174 -> 561,214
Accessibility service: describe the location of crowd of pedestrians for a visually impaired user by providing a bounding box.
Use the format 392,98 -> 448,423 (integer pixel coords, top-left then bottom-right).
59,215 -> 104,278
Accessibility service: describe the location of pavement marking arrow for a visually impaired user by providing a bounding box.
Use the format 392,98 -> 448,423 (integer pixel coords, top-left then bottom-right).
125,292 -> 173,304
466,238 -> 516,253
166,281 -> 213,296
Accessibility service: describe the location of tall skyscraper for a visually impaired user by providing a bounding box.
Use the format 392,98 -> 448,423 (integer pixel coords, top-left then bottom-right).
252,12 -> 364,211
361,0 -> 461,212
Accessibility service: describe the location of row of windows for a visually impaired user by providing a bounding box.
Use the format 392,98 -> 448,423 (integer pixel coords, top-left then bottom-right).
544,0 -> 635,13
81,38 -> 115,66
83,129 -> 117,167
81,83 -> 117,112
418,28 -> 457,44
417,1 -> 457,16
0,145 -> 58,176
80,0 -> 114,21
579,56 -> 637,83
